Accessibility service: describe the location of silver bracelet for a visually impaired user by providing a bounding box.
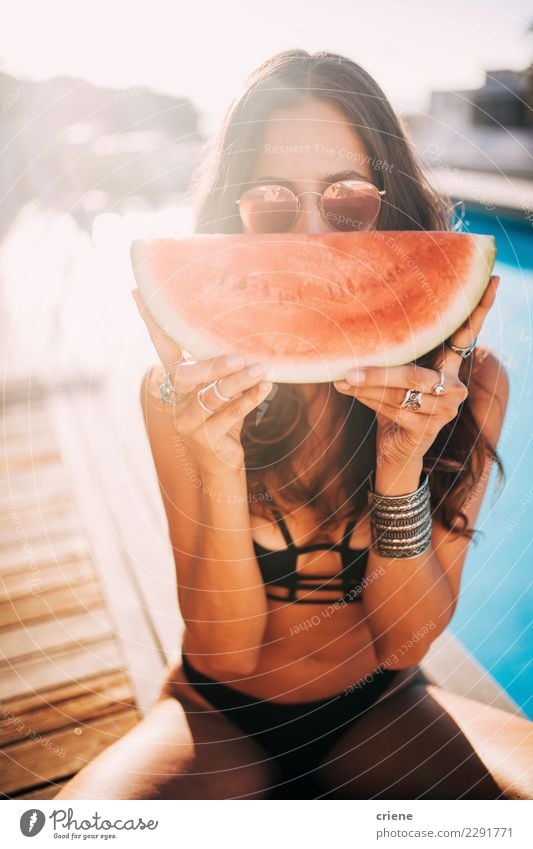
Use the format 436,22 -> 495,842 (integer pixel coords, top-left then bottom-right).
368,472 -> 432,559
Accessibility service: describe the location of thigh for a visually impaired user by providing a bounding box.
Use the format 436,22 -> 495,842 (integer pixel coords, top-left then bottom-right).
54,694 -> 281,800
315,682 -> 533,800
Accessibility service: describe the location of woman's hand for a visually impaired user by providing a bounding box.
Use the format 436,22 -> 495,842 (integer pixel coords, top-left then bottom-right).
132,290 -> 273,476
333,274 -> 500,469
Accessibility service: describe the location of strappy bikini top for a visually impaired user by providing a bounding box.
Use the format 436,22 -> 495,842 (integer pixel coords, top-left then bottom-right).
252,501 -> 370,604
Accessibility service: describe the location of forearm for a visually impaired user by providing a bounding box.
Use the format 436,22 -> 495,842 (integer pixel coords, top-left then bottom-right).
363,459 -> 454,668
180,467 -> 268,672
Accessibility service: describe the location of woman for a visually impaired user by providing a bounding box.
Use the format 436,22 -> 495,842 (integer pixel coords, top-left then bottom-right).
56,49 -> 532,800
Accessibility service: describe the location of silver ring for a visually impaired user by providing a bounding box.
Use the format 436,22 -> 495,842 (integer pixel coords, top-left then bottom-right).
196,386 -> 217,414
159,374 -> 189,406
446,336 -> 477,359
211,378 -> 232,402
400,388 -> 423,411
431,370 -> 446,396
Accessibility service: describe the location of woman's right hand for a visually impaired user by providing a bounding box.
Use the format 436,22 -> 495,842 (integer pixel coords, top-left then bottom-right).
132,290 -> 273,475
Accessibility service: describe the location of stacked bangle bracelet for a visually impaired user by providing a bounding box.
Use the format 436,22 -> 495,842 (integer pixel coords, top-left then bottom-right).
368,472 -> 432,559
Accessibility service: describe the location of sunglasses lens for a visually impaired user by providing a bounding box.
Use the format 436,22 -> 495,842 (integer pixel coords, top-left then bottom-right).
238,185 -> 298,233
321,180 -> 382,231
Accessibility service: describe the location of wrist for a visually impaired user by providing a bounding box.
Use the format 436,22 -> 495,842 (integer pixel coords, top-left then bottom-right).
369,469 -> 432,558
374,457 -> 424,496
199,465 -> 247,494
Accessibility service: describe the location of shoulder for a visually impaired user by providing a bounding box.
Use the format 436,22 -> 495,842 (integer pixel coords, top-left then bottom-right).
467,347 -> 509,444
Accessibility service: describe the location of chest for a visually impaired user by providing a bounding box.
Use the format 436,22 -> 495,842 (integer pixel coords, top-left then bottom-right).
250,499 -> 372,604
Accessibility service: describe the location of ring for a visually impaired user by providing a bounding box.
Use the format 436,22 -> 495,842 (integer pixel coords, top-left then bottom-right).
196,386 -> 217,414
446,336 -> 478,359
159,374 -> 189,406
431,370 -> 445,396
212,378 -> 232,402
400,388 -> 423,411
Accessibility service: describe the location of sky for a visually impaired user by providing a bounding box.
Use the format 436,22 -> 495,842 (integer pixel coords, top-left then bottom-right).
1,0 -> 531,133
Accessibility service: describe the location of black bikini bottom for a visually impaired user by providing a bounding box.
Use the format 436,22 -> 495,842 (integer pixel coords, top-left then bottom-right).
181,652 -> 400,789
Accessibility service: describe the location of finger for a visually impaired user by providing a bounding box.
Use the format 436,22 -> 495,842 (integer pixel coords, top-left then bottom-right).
171,353 -> 265,395
335,383 -> 449,416
132,289 -> 264,391
445,275 -> 500,353
336,390 -> 439,430
204,380 -> 274,440
341,363 -> 455,394
132,289 -> 184,366
185,362 -> 268,416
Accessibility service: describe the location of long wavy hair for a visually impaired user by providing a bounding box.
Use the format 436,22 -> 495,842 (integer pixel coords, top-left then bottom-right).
189,49 -> 502,537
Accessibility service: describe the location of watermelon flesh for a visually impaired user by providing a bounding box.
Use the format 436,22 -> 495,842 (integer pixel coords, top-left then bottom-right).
130,232 -> 496,383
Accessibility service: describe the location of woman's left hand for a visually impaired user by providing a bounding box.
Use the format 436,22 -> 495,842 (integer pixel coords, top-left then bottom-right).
333,274 -> 500,468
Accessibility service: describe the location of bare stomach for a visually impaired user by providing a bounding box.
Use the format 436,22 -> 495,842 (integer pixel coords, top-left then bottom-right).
181,599 -> 385,703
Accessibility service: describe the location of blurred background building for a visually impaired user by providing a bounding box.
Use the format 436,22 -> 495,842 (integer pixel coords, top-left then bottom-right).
405,66 -> 533,178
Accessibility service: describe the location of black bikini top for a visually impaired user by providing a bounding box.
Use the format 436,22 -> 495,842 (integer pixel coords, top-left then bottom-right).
252,501 -> 370,604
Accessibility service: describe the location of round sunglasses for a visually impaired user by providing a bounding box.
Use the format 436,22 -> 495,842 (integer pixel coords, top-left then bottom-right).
236,179 -> 386,233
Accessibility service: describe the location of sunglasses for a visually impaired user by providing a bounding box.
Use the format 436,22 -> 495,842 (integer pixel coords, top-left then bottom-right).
236,179 -> 386,233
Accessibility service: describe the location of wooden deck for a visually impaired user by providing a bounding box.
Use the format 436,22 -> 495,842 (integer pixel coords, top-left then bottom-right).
0,392 -> 141,799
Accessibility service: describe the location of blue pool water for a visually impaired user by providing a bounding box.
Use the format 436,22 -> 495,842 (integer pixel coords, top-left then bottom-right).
449,208 -> 533,717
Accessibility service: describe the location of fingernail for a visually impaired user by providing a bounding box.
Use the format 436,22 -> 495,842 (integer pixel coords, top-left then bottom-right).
345,369 -> 365,384
248,363 -> 265,377
335,381 -> 351,390
226,354 -> 244,368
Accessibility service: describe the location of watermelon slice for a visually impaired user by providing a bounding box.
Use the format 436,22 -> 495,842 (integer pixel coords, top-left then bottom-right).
130,231 -> 496,383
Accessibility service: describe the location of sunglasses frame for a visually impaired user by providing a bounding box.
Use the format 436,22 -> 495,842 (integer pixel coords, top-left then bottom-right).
235,179 -> 386,232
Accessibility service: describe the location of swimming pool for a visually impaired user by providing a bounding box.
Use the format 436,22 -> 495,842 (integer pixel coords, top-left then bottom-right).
449,207 -> 533,718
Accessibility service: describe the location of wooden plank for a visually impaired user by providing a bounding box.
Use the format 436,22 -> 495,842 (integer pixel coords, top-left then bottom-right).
0,408 -> 52,432
0,412 -> 52,432
13,779 -> 69,799
0,607 -> 113,662
0,483 -> 71,510
0,464 -> 65,497
1,438 -> 58,456
1,443 -> 59,467
0,670 -> 131,715
0,515 -> 84,547
0,536 -> 92,577
47,386 -> 169,713
1,450 -> 60,474
0,638 -> 125,701
0,559 -> 95,602
0,708 -> 140,795
0,673 -> 135,745
0,497 -> 73,529
1,425 -> 53,442
0,455 -> 63,481
0,579 -> 104,630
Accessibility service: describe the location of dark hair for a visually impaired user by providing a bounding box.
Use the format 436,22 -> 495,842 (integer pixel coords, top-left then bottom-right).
190,49 -> 502,536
